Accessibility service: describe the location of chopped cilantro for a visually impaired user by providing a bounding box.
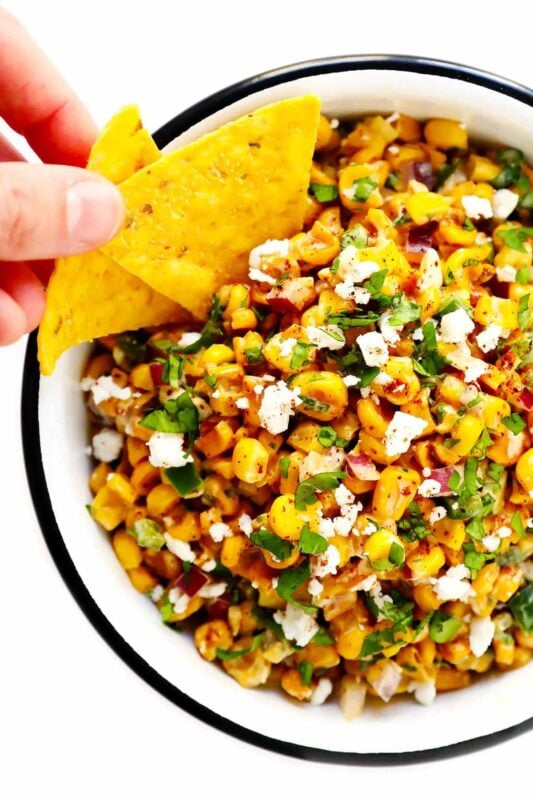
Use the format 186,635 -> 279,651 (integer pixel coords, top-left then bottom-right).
164,462 -> 203,496
492,164 -> 522,190
386,172 -> 401,190
244,346 -> 264,365
115,331 -> 149,367
509,584 -> 533,634
429,612 -> 461,644
518,293 -> 531,330
298,523 -> 328,556
386,293 -> 421,325
516,267 -> 532,285
141,391 -> 199,441
309,183 -> 339,202
317,426 -> 349,449
510,510 -> 525,537
326,311 -> 381,328
159,596 -> 174,622
502,412 -> 526,435
298,660 -> 314,686
496,147 -> 524,166
397,502 -> 431,542
176,296 -> 224,354
414,320 -> 446,376
216,632 -> 264,661
299,396 -> 331,413
351,176 -> 378,202
498,227 -> 533,253
341,224 -> 368,250
250,529 -> 293,561
294,471 -> 347,510
290,341 -> 313,370
276,560 -> 316,614
205,373 -> 217,388
279,456 -> 291,479
310,628 -> 335,645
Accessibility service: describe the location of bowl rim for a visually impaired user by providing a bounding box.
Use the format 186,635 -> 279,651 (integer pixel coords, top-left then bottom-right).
22,54 -> 533,765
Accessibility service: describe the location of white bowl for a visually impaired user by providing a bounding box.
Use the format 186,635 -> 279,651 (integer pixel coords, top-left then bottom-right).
23,56 -> 533,764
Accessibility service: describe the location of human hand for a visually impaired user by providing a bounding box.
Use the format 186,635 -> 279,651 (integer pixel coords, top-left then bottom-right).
0,9 -> 124,345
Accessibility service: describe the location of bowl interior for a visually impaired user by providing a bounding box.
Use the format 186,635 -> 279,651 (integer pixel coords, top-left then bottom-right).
34,64 -> 533,757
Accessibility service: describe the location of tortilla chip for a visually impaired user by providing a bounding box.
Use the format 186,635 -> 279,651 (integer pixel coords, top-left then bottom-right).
87,104 -> 160,184
38,105 -> 186,375
102,96 -> 321,318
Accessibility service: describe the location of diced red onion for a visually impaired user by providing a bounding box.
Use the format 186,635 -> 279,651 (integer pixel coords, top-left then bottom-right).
406,220 -> 439,253
367,661 -> 402,702
518,388 -> 533,411
207,597 -> 230,620
174,565 -> 210,597
266,277 -> 315,313
413,161 -> 435,189
149,362 -> 165,386
426,466 -> 455,496
346,454 -> 380,481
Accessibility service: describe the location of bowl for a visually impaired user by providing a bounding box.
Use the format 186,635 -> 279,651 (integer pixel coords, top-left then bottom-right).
22,55 -> 533,764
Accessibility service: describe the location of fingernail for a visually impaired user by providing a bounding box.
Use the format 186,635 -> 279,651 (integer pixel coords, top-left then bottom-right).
66,180 -> 124,249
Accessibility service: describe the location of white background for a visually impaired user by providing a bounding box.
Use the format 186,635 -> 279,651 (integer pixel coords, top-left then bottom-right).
1,0 -> 531,797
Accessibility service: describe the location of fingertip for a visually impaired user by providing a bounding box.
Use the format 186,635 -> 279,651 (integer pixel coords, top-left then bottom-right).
0,261 -> 45,333
0,288 -> 27,345
65,177 -> 125,252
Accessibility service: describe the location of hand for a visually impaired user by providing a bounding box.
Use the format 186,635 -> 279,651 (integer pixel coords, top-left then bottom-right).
0,9 -> 124,345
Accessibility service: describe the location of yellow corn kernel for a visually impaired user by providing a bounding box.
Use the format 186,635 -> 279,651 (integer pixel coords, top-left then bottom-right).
494,244 -> 532,270
494,635 -> 515,666
290,371 -> 348,421
515,629 -> 533,649
338,162 -> 386,211
318,288 -> 353,316
91,485 -> 127,531
448,414 -> 484,457
126,437 -> 148,467
358,430 -> 398,465
432,518 -> 466,552
413,583 -> 442,612
408,544 -> 446,579
279,451 -> 304,495
466,154 -> 501,182
418,637 -> 437,667
437,374 -> 467,405
477,395 -> 510,429
405,191 -> 451,225
516,449 -> 533,493
232,438 -> 270,484
493,565 -> 523,603
204,475 -> 240,516
292,220 -> 340,266
372,466 -> 421,522
107,473 -> 137,505
372,357 -> 421,405
230,307 -> 257,331
364,527 -> 405,567
112,530 -> 142,570
233,330 -> 264,366
473,295 -> 518,328
435,668 -> 471,691
357,397 -> 391,439
393,114 -> 421,142
439,221 -> 478,246
89,462 -> 111,494
220,534 -> 248,570
287,421 -> 324,453
127,566 -> 158,593
336,625 -> 366,660
200,344 -> 235,367
473,562 -> 500,595
417,285 -> 442,321
195,620 -> 233,662
439,638 -> 471,665
281,668 -> 313,701
315,114 -> 334,150
146,483 -> 178,517
130,460 -> 160,496
167,511 -> 202,542
196,420 -> 235,458
129,363 -> 155,392
486,429 -> 526,467
424,119 -> 467,150
224,283 -> 249,316
268,493 -> 321,541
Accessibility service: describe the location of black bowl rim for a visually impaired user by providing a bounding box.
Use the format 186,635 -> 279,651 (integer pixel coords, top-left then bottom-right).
22,54 -> 533,766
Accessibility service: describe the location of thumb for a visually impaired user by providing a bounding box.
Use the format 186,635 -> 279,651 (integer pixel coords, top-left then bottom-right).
0,162 -> 124,260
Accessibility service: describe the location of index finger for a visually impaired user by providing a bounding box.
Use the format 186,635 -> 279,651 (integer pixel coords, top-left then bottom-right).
0,9 -> 97,166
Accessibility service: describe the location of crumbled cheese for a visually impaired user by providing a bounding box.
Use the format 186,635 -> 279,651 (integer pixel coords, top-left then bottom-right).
84,445 -> 93,456
476,323 -> 503,353
192,396 -> 213,420
248,238 -> 290,269
343,374 -> 360,387
357,331 -> 389,367
308,578 -> 323,597
368,581 -> 393,620
482,534 -> 500,553
434,564 -> 474,602
151,585 -> 164,602
439,308 -> 475,344
330,118 -> 340,129
378,312 -> 402,345
91,429 -> 123,462
506,432 -> 525,461
418,479 -> 442,498
422,467 -> 432,478
310,678 -> 333,706
253,384 -> 264,395
202,559 -> 217,572
209,522 -> 233,543
235,397 -> 250,409
383,411 -> 427,457
248,267 -> 276,285
461,195 -> 493,220
164,535 -> 195,562
442,167 -> 467,193
299,448 -> 345,482
429,506 -> 447,525
408,680 -> 436,706
447,342 -> 488,383
305,325 -> 346,350
278,337 -> 297,358
386,111 -> 400,123
197,582 -> 227,598
90,375 -> 132,405
80,376 -> 95,391
177,331 -> 201,348
495,265 -> 517,282
356,574 -> 378,592
492,188 -> 519,220
238,513 -> 253,537
273,604 -> 319,647
147,432 -> 192,469
334,483 -> 354,508
412,327 -> 424,342
373,371 -> 393,386
469,616 -> 495,657
168,588 -> 189,614
419,249 -> 443,292
497,525 -> 512,538
258,380 -> 302,434
211,389 -> 221,399
311,544 -> 341,577
271,577 -> 279,589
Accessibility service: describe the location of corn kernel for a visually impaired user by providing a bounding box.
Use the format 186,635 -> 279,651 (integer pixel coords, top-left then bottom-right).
232,438 -> 270,484
424,119 -> 468,150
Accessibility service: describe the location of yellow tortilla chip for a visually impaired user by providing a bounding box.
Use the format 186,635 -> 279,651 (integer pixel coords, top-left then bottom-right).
102,96 -> 321,318
87,104 -> 160,184
38,106 -> 186,376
